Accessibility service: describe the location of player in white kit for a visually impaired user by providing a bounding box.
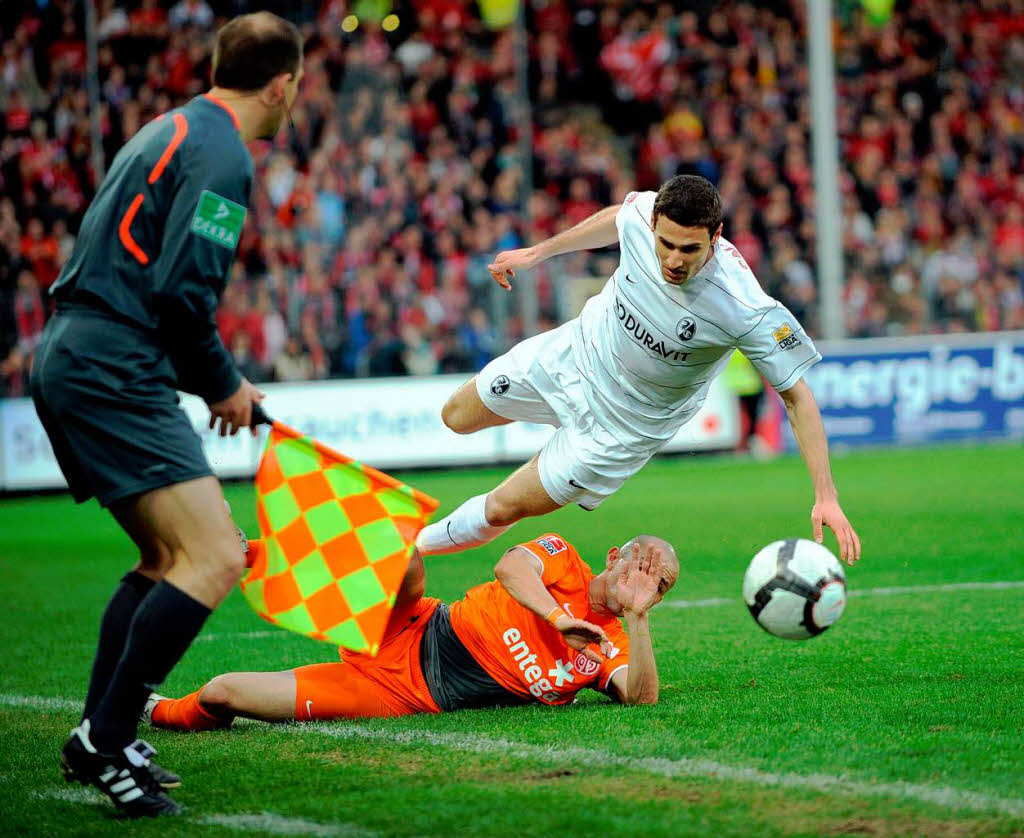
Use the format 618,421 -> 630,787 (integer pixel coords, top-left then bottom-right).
417,176 -> 861,565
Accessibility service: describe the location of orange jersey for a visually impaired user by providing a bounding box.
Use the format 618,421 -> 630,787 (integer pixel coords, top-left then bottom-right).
449,534 -> 629,705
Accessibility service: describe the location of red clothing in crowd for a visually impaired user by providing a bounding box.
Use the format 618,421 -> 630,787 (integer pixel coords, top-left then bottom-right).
217,308 -> 266,362
20,233 -> 60,290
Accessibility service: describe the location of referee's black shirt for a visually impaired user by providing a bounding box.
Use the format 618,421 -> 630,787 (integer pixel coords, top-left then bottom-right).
51,94 -> 253,404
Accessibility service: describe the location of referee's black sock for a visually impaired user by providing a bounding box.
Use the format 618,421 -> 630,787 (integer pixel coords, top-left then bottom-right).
81,571 -> 155,720
88,580 -> 211,753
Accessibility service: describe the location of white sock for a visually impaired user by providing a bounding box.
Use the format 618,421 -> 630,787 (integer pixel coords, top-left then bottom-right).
415,494 -> 511,555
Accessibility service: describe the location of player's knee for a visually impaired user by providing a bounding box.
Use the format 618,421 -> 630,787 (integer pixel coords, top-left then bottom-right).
210,541 -> 246,590
199,675 -> 237,713
484,493 -> 526,527
194,532 -> 246,595
399,556 -> 425,600
441,396 -> 474,434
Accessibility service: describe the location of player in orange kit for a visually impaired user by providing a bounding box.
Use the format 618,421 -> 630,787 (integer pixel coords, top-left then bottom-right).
145,533 -> 678,730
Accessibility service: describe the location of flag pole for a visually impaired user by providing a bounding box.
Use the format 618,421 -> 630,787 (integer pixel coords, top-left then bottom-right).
251,402 -> 274,427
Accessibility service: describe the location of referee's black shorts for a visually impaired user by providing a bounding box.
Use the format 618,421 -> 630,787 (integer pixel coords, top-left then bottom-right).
29,306 -> 213,507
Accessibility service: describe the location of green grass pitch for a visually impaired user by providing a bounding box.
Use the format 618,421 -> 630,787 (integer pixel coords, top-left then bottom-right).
1,443 -> 1022,837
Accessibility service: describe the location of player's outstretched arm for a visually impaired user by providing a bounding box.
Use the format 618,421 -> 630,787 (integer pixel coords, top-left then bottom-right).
488,205 -> 621,290
610,543 -> 664,705
494,547 -> 613,663
779,379 -> 862,566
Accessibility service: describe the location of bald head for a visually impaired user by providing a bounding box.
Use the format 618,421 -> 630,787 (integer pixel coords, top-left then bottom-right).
619,534 -> 679,595
212,12 -> 303,93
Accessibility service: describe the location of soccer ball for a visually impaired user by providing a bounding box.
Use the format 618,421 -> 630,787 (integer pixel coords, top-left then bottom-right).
742,539 -> 847,640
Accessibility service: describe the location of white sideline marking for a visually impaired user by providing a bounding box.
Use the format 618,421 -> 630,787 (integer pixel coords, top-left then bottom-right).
848,580 -> 1024,597
200,812 -> 375,837
668,580 -> 1024,609
669,597 -> 733,609
0,694 -> 79,712
298,724 -> 1024,819
34,789 -> 374,836
34,787 -> 104,806
7,693 -> 1024,818
196,630 -> 281,643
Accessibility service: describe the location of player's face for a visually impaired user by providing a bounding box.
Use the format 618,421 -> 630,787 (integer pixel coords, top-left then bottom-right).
652,215 -> 721,285
600,555 -> 677,617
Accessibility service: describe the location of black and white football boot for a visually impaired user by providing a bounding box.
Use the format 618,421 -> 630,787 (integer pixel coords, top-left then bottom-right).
63,713 -> 181,790
60,720 -> 181,817
127,739 -> 182,790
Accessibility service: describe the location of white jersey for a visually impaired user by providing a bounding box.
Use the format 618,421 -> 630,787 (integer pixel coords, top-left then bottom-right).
570,190 -> 821,447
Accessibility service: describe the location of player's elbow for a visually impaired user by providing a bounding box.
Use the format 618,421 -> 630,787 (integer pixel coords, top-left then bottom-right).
618,677 -> 659,706
779,378 -> 811,409
493,555 -> 512,583
624,690 -> 658,706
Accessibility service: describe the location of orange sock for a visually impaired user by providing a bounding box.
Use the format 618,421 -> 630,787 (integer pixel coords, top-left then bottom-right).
151,689 -> 229,732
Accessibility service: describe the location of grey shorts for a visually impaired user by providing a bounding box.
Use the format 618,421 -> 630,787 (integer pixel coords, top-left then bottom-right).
29,307 -> 212,507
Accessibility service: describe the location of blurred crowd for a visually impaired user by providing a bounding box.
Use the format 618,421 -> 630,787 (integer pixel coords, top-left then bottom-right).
1,0 -> 1023,397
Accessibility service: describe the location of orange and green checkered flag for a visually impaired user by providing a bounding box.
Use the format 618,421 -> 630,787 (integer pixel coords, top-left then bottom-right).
240,407 -> 438,654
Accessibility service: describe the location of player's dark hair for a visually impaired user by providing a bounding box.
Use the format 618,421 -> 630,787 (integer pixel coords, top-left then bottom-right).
653,175 -> 723,236
212,12 -> 303,92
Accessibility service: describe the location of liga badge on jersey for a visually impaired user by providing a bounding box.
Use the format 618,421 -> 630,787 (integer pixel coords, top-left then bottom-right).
772,323 -> 802,351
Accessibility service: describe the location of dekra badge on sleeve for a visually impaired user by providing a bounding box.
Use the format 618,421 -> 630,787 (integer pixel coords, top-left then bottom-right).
190,189 -> 246,249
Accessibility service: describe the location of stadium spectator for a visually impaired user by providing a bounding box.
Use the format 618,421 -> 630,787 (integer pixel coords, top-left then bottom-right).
273,335 -> 314,382
1,0 -> 1023,392
229,329 -> 267,385
168,0 -> 213,32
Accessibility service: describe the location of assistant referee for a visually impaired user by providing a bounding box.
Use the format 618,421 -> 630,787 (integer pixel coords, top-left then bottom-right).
30,12 -> 303,817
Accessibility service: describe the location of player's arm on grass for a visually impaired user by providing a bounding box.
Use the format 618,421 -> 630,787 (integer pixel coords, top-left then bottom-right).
152,138 -> 263,435
779,378 -> 862,565
494,547 -> 613,663
608,542 -> 664,705
488,205 -> 621,290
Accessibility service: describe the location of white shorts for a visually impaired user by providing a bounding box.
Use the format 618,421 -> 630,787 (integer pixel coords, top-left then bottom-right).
477,322 -> 657,511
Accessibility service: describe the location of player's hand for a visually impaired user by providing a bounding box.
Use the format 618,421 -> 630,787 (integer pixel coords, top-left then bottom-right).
487,247 -> 541,291
812,497 -> 861,566
552,614 -> 612,663
617,542 -> 666,617
208,378 -> 265,437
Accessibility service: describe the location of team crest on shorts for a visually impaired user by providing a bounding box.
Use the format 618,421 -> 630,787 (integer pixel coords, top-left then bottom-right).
676,317 -> 696,341
573,652 -> 600,677
490,375 -> 510,395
